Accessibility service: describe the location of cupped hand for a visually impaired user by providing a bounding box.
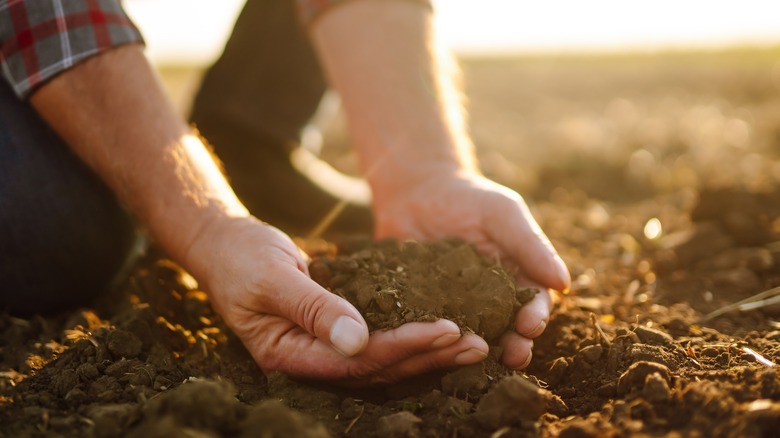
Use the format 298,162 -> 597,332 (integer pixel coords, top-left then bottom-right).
372,170 -> 571,369
184,216 -> 488,385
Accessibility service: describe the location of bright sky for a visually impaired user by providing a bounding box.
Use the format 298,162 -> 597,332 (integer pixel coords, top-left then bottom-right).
123,0 -> 780,64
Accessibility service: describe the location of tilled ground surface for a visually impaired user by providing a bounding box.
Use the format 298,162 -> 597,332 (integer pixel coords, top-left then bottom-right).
4,49 -> 780,437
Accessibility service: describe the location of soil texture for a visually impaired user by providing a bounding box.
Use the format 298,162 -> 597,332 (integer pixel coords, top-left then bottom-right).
309,238 -> 537,342
5,49 -> 780,436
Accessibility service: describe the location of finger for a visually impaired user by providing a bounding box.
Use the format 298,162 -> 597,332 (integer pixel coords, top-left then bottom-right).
360,333 -> 489,385
483,192 -> 570,292
256,263 -> 369,357
499,331 -> 534,370
241,314 -> 377,379
358,319 -> 466,364
245,318 -> 464,380
266,224 -> 312,274
239,315 -> 331,374
515,288 -> 553,338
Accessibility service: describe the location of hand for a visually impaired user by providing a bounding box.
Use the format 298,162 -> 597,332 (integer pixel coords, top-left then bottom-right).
184,216 -> 488,385
372,170 -> 571,369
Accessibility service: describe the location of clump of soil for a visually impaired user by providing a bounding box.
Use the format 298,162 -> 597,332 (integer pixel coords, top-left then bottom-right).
5,186 -> 780,437
309,238 -> 538,342
8,52 -> 780,437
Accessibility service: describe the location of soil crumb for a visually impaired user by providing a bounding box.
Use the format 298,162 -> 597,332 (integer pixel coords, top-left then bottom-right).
309,238 -> 538,342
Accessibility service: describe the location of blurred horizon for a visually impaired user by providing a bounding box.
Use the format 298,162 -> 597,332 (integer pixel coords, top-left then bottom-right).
124,0 -> 780,65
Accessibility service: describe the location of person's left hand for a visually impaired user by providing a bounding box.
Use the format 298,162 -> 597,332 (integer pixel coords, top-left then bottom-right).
371,170 -> 570,369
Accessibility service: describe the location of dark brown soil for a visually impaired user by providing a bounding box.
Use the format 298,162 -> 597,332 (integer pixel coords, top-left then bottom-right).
308,238 -> 538,342
5,49 -> 780,437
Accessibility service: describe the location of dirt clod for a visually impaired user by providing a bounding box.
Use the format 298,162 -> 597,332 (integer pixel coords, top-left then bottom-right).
632,325 -> 673,346
311,239 -> 535,341
376,411 -> 423,438
107,329 -> 143,358
617,361 -> 672,396
475,375 -> 551,429
642,372 -> 672,403
441,363 -> 490,398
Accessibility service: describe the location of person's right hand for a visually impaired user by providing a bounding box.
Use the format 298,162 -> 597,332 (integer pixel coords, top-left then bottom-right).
184,215 -> 488,385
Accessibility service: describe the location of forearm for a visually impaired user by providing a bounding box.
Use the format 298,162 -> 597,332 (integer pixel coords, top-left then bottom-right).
29,45 -> 248,275
309,1 -> 477,198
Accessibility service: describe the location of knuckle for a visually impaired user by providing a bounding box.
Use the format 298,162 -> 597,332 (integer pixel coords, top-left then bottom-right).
345,359 -> 385,382
293,292 -> 333,335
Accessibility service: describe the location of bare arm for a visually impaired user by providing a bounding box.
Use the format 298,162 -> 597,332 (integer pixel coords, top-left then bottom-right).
29,44 -> 246,269
309,1 -> 475,197
310,1 -> 570,368
28,43 -> 486,383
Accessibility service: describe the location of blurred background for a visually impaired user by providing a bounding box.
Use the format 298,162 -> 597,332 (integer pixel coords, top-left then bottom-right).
125,0 -> 780,63
123,0 -> 780,206
119,0 -> 780,324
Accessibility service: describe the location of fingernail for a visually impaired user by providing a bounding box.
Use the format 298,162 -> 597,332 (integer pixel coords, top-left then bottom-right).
515,352 -> 533,370
553,256 -> 571,293
454,348 -> 488,365
431,333 -> 460,349
523,320 -> 547,338
330,316 -> 367,357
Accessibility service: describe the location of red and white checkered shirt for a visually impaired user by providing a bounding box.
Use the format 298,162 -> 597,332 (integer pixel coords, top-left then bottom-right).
0,0 -> 143,98
1,0 -> 433,99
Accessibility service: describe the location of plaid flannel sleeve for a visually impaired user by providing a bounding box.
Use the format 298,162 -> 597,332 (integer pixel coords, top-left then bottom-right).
0,0 -> 144,99
296,0 -> 433,26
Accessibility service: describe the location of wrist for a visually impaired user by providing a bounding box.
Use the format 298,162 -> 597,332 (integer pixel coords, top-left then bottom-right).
366,149 -> 480,199
178,211 -> 252,283
369,161 -> 479,208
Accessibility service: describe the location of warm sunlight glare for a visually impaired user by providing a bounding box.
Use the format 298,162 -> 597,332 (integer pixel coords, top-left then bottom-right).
124,0 -> 780,65
434,0 -> 780,55
644,218 -> 663,240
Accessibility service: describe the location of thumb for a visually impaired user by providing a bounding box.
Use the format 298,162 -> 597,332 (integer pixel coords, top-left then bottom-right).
485,195 -> 570,292
263,263 -> 370,357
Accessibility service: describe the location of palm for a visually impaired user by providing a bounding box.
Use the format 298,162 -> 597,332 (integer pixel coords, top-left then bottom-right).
372,173 -> 570,368
234,314 -> 485,385
190,216 -> 488,385
374,173 -> 564,288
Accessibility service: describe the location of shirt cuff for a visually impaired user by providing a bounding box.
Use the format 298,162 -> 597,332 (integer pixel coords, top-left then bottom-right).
0,0 -> 145,99
296,0 -> 433,27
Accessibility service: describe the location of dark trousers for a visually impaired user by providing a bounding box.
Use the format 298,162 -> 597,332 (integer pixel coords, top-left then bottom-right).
191,0 -> 373,237
0,82 -> 135,316
0,0 -> 371,315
